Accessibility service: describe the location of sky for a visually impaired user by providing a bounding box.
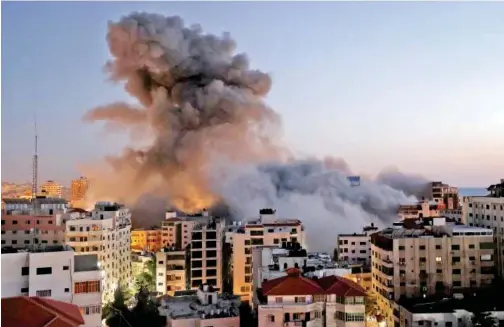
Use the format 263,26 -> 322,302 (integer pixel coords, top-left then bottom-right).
2,1 -> 504,187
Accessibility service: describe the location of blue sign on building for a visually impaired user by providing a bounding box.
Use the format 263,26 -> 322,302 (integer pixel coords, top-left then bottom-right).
347,176 -> 361,186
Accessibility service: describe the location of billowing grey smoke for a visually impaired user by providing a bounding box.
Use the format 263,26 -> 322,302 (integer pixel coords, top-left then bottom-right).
84,12 -> 429,251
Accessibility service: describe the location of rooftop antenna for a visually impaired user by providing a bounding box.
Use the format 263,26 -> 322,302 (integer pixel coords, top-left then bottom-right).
32,113 -> 38,199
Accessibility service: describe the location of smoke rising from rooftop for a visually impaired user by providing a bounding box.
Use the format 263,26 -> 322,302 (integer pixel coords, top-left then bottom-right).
84,12 -> 428,250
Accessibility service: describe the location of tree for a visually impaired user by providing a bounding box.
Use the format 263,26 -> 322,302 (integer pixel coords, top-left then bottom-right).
133,259 -> 156,293
103,286 -> 164,327
472,311 -> 498,327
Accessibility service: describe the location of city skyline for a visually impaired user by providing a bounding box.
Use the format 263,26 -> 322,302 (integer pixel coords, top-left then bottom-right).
2,2 -> 504,187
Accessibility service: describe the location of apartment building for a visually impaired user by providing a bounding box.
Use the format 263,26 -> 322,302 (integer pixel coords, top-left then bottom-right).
462,182 -> 504,277
227,209 -> 306,301
190,218 -> 226,291
156,247 -> 187,295
1,198 -> 68,248
63,202 -> 132,303
1,245 -> 102,327
370,217 -> 495,327
398,201 -> 440,220
131,228 -> 162,251
161,211 -> 206,249
397,288 -> 504,327
258,268 -> 367,327
158,285 -> 241,327
40,180 -> 63,198
429,181 -> 459,210
71,177 -> 89,207
337,224 -> 379,265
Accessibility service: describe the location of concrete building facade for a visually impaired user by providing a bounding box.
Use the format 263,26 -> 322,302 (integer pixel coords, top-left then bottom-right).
370,217 -> 495,327
156,248 -> 187,295
1,245 -> 103,327
227,209 -> 306,301
131,228 -> 162,252
337,224 -> 378,265
258,268 -> 367,327
63,202 -> 132,303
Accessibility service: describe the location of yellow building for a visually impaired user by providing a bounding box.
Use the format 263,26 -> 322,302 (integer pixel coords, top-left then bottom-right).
40,180 -> 63,198
131,229 -> 162,252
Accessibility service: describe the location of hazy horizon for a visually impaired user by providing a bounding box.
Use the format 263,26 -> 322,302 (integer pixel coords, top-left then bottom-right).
2,2 -> 503,187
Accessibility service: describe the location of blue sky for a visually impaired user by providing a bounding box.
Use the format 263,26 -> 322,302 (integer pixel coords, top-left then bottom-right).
2,1 -> 504,187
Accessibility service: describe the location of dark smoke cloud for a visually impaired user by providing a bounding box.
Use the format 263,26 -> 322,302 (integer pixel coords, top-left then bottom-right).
83,12 -> 429,250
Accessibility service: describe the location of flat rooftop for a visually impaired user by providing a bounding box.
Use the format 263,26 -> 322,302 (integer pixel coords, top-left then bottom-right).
1,245 -> 72,254
399,288 -> 504,314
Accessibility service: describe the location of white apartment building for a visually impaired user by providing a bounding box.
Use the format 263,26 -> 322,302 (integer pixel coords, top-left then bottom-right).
462,189 -> 504,277
156,247 -> 187,295
190,217 -> 225,291
63,202 -> 132,303
370,217 -> 495,327
337,224 -> 378,265
258,268 -> 367,327
1,245 -> 103,327
227,209 -> 306,301
158,285 -> 241,327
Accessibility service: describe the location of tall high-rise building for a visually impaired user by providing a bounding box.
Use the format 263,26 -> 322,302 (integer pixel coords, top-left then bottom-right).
429,181 -> 460,209
71,177 -> 89,207
189,217 -> 225,291
1,245 -> 102,327
40,180 -> 63,198
226,209 -> 306,302
370,217 -> 494,327
63,202 -> 132,303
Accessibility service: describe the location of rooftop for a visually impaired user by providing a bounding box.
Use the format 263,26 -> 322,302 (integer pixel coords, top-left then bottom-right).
261,268 -> 366,297
1,296 -> 85,327
158,288 -> 240,320
398,287 -> 504,314
1,245 -> 72,254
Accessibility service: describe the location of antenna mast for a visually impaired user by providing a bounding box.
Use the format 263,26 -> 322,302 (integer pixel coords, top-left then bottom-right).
32,114 -> 38,199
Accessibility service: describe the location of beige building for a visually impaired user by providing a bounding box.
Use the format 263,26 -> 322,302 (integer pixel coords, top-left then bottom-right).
63,202 -> 132,303
40,180 -> 63,198
227,209 -> 306,301
258,268 -> 367,327
337,224 -> 378,265
158,285 -> 240,327
398,201 -> 440,220
429,181 -> 459,210
161,211 -> 206,249
190,218 -> 225,291
462,187 -> 504,277
370,217 -> 495,327
156,248 -> 187,296
131,250 -> 154,279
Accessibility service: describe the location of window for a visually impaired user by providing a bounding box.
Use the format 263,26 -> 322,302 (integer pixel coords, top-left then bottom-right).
36,267 -> 52,275
451,245 -> 460,250
12,220 -> 18,225
435,245 -> 441,249
36,290 -> 51,297
398,246 -> 405,250
435,257 -> 442,263
268,315 -> 275,323
21,267 -> 29,276
64,288 -> 70,293
74,281 -> 101,293
469,244 -> 475,249
419,245 -> 426,250
295,296 -> 306,303
275,297 -> 282,303
21,287 -> 29,293
63,266 -> 69,271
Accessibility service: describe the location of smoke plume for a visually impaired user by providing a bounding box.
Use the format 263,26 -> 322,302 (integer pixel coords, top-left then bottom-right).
84,12 -> 428,250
